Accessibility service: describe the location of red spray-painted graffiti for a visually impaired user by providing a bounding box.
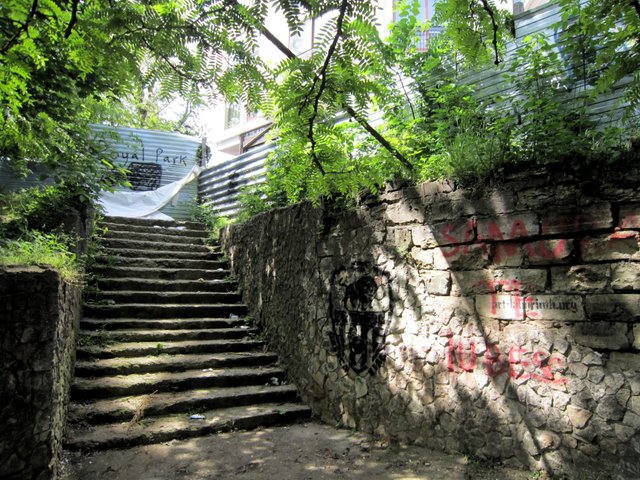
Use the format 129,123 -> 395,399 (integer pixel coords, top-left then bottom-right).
439,219 -> 476,259
435,214 -> 608,264
445,337 -> 566,385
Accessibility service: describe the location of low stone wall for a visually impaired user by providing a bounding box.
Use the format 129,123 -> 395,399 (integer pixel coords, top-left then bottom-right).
222,168 -> 640,478
0,267 -> 82,480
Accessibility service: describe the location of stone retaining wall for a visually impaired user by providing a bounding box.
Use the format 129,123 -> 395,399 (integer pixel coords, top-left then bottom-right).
222,168 -> 640,478
0,267 -> 82,480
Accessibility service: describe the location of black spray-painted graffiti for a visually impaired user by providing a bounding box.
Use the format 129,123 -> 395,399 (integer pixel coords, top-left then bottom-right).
329,262 -> 391,375
127,162 -> 162,191
115,147 -> 189,166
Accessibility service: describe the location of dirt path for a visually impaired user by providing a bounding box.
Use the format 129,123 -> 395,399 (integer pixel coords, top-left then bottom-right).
60,421 -> 538,480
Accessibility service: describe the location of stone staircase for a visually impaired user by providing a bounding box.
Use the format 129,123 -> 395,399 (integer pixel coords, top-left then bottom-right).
65,216 -> 310,450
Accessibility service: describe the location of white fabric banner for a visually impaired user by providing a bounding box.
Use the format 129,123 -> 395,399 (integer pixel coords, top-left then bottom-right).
98,165 -> 202,221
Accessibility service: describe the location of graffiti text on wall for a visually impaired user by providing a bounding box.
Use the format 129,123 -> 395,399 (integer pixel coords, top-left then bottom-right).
445,337 -> 566,385
437,211 -> 612,262
115,147 -> 189,166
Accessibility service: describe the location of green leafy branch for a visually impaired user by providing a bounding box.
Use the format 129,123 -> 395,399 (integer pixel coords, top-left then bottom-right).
0,0 -> 39,56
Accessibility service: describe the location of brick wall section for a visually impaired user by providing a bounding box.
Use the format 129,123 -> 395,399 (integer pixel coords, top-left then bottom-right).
222,169 -> 640,478
0,267 -> 81,480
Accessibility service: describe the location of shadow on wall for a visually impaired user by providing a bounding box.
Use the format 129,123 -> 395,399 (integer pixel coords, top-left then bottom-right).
221,166 -> 640,479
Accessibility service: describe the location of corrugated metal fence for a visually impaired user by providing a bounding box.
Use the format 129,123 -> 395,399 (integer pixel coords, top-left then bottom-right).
0,125 -> 203,221
465,2 -> 631,123
198,144 -> 271,218
92,125 -> 203,220
198,2 -> 635,217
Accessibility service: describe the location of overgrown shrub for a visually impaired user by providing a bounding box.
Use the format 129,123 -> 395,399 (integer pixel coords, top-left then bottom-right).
190,201 -> 232,241
259,3 -> 638,207
0,230 -> 80,282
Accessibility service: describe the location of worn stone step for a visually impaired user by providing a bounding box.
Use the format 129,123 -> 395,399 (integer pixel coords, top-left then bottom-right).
96,256 -> 228,270
105,230 -> 208,245
74,351 -> 277,376
68,384 -> 298,425
94,278 -> 237,293
76,338 -> 264,359
91,266 -> 229,281
83,303 -> 247,319
90,290 -> 241,305
78,327 -> 256,343
65,402 -> 312,450
81,317 -> 246,331
72,366 -> 286,399
101,237 -> 212,252
101,216 -> 203,230
99,221 -> 208,238
101,247 -> 222,260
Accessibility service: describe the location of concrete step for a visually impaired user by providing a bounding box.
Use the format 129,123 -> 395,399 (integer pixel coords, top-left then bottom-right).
91,266 -> 229,281
94,278 -> 237,293
78,327 -> 256,343
74,351 -> 278,376
101,238 -> 212,252
102,247 -> 222,260
76,338 -> 264,359
96,256 -> 228,270
65,402 -> 312,450
91,290 -> 241,305
105,230 -> 208,245
68,384 -> 299,425
99,221 -> 208,238
72,366 -> 286,399
101,216 -> 203,230
83,303 -> 247,319
80,317 -> 246,331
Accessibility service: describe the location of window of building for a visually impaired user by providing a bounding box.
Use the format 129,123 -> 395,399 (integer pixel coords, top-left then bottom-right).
225,102 -> 242,129
289,18 -> 315,56
394,0 -> 441,50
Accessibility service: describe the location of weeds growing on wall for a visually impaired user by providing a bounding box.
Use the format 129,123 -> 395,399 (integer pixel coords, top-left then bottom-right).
384,11 -> 637,182
189,201 -> 232,242
236,179 -> 291,221
235,0 -> 639,220
0,230 -> 80,282
2,0 -> 637,225
0,184 -> 89,237
0,183 -> 90,278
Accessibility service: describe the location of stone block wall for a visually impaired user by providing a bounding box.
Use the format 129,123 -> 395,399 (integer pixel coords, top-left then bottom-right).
0,267 -> 82,480
221,168 -> 640,478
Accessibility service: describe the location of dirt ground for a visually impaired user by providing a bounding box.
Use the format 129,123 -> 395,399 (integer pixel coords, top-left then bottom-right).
60,421 -> 540,480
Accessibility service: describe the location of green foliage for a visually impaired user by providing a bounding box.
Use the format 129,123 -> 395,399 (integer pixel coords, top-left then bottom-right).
432,0 -> 514,66
383,34 -> 514,183
236,180 -> 289,222
190,201 -> 232,241
0,229 -> 80,281
559,0 -> 640,108
2,0 -> 638,225
0,0 -> 143,202
262,0 -> 415,202
0,184 -> 91,238
0,183 -> 95,281
230,0 -> 638,210
503,33 -> 627,166
387,29 -> 633,183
